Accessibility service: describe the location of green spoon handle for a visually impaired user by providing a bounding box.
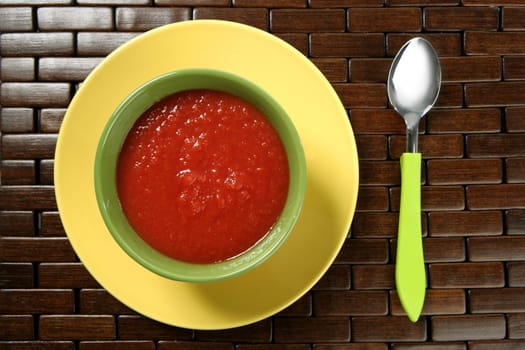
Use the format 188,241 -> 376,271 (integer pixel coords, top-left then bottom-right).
396,152 -> 426,322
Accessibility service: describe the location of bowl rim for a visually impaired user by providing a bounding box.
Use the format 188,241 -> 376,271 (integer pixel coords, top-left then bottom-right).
94,68 -> 306,282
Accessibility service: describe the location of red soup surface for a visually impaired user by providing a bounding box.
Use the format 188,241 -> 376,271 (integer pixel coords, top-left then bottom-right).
117,89 -> 290,264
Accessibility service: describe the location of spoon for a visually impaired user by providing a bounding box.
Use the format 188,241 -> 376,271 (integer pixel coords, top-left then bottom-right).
387,37 -> 441,322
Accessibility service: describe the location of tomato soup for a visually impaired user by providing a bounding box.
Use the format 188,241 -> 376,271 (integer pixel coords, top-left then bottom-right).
117,89 -> 290,264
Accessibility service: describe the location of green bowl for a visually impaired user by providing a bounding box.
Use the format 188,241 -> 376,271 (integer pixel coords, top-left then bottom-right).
94,68 -> 306,282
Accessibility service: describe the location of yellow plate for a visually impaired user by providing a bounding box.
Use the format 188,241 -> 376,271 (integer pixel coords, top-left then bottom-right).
55,20 -> 359,330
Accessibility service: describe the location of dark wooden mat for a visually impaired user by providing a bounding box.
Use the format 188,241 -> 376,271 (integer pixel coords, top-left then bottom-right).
1,1 -> 525,349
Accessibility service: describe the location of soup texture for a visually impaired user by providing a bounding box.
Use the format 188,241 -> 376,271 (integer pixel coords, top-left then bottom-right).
117,89 -> 290,264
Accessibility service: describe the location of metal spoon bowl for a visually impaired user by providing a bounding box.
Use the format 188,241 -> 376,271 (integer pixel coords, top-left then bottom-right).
388,38 -> 441,153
